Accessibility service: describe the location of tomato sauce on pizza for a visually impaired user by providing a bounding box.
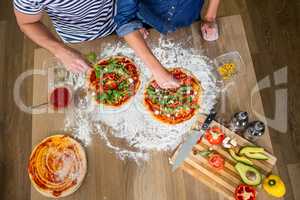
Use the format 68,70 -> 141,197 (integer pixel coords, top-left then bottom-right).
144,68 -> 201,124
87,56 -> 140,107
28,135 -> 87,198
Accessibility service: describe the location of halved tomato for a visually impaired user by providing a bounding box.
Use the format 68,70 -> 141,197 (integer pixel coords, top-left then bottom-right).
168,101 -> 181,108
102,73 -> 118,90
103,80 -> 118,90
125,63 -> 136,72
103,73 -> 117,80
99,60 -> 108,65
173,70 -> 187,80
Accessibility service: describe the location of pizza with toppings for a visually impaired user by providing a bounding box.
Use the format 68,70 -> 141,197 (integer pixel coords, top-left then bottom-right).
144,68 -> 202,124
87,56 -> 140,107
28,135 -> 87,198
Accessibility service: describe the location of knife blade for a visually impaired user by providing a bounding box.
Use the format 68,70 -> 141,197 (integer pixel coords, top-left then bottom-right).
172,110 -> 217,171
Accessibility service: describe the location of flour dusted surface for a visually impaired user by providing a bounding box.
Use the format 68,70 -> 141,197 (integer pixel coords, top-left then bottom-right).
64,36 -> 219,161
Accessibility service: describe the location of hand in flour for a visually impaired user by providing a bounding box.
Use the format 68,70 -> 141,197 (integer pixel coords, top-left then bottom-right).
55,46 -> 90,73
152,67 -> 180,89
123,30 -> 180,89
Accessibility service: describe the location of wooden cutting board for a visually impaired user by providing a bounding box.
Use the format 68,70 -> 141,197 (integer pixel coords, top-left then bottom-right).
170,115 -> 277,200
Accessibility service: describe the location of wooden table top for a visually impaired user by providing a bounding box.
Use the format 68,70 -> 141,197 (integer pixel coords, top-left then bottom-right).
31,15 -> 280,200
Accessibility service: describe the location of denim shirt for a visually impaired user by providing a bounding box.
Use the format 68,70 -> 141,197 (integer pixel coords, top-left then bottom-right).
115,0 -> 204,36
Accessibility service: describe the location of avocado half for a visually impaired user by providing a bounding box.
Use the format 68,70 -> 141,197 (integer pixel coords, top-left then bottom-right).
239,146 -> 269,160
235,162 -> 262,186
229,148 -> 253,165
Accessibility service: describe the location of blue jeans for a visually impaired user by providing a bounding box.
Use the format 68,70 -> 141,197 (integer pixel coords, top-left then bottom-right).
115,0 -> 204,36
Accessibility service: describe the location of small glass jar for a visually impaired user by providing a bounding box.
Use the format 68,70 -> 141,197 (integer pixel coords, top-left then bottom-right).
243,121 -> 265,142
229,112 -> 249,134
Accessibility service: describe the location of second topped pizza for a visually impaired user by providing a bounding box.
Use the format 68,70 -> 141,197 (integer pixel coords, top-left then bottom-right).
144,68 -> 202,124
87,56 -> 141,107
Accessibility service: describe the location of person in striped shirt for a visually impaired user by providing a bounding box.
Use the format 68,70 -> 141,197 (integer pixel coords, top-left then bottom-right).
14,0 -> 116,73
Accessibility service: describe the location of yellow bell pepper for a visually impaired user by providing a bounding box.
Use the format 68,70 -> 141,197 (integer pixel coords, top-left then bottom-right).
263,174 -> 286,198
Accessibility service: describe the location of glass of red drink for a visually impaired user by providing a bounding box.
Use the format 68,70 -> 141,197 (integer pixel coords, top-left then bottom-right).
49,86 -> 72,110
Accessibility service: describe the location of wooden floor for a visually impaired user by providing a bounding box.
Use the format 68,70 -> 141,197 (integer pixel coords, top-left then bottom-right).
0,0 -> 299,200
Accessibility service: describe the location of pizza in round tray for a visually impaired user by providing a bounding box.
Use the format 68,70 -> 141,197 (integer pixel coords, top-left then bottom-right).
28,135 -> 87,198
144,68 -> 202,124
87,56 -> 140,107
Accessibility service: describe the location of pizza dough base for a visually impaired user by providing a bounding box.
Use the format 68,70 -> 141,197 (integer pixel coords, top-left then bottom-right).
29,135 -> 87,198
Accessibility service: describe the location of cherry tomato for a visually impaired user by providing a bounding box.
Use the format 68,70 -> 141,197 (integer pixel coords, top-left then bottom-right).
102,73 -> 118,89
168,101 -> 181,108
103,73 -> 117,80
235,184 -> 256,200
173,70 -> 187,80
205,126 -> 225,145
125,63 -> 136,72
99,60 -> 108,65
118,58 -> 130,64
181,77 -> 193,85
208,154 -> 225,170
103,80 -> 118,90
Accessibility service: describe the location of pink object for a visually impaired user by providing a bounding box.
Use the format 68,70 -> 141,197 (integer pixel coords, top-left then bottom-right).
201,22 -> 219,42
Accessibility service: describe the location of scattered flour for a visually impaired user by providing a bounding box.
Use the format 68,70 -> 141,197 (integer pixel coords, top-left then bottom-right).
64,36 -> 220,161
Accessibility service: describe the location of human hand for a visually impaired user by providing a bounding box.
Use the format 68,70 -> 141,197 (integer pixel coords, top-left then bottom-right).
152,67 -> 180,89
55,46 -> 90,73
139,28 -> 149,39
201,20 -> 219,42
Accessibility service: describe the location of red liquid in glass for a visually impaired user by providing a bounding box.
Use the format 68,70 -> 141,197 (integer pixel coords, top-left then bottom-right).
49,87 -> 70,109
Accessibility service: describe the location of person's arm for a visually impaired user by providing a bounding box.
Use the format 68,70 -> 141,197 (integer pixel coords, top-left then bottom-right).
14,9 -> 89,73
124,31 -> 179,88
203,0 -> 220,22
201,0 -> 220,41
115,0 -> 179,88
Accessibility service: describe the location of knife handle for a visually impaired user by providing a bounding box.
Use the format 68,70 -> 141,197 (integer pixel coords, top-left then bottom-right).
202,109 -> 217,130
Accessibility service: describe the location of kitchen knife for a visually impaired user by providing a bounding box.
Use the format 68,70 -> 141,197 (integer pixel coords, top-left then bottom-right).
172,110 -> 217,171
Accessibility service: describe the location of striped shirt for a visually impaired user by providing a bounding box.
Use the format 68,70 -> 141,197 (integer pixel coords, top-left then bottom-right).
14,0 -> 117,43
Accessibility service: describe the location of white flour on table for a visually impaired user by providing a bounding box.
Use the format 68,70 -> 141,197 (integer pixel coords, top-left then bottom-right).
64,36 -> 220,162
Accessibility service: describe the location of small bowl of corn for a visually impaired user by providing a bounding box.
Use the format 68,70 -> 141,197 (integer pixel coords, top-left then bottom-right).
214,51 -> 244,82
